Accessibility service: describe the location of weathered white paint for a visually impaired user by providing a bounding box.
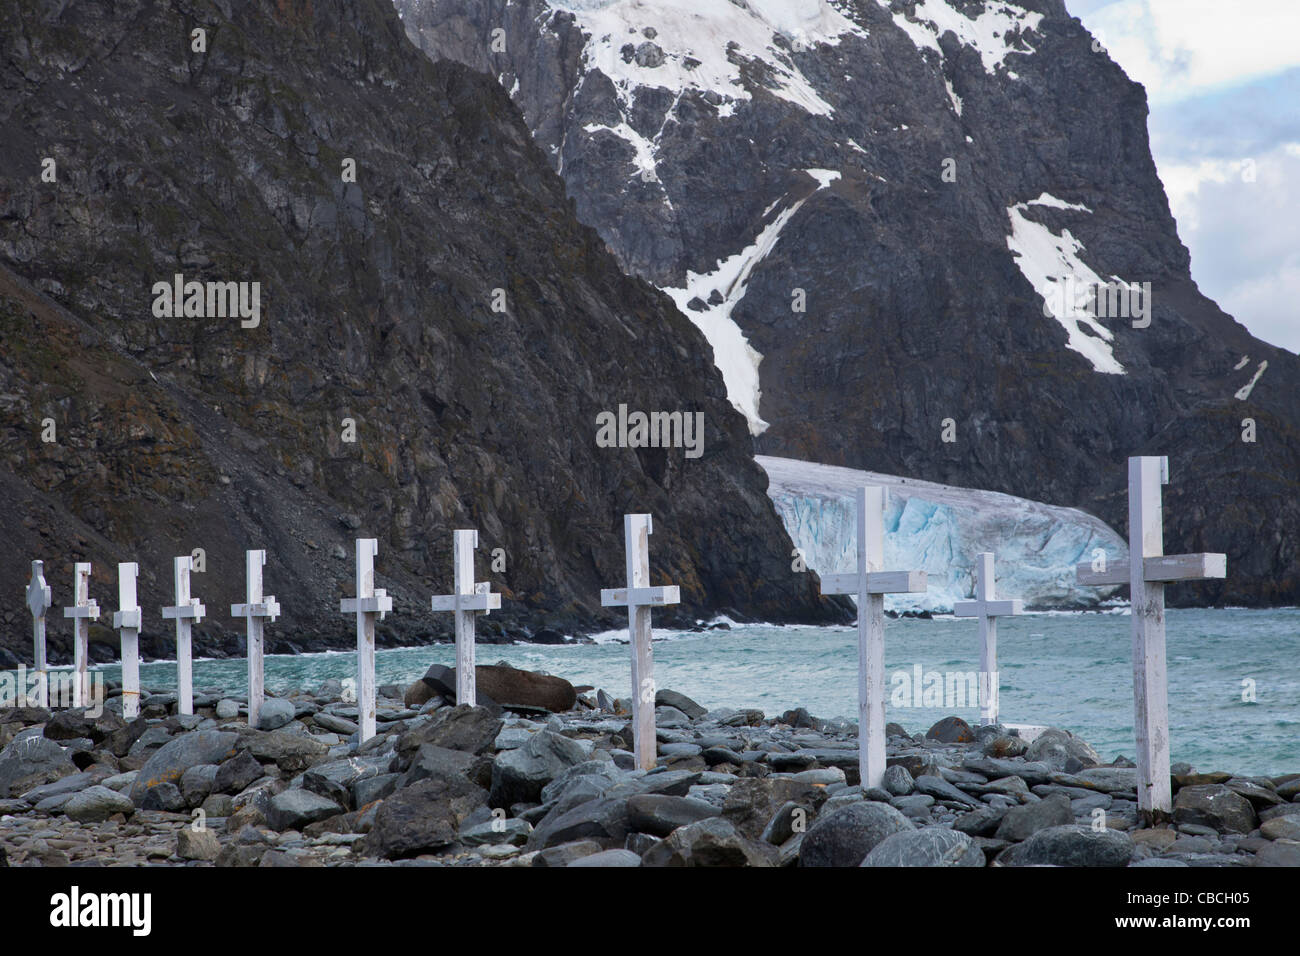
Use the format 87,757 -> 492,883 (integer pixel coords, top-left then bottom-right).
231,550 -> 279,730
1074,456 -> 1226,823
600,514 -> 680,771
953,552 -> 1023,726
819,487 -> 927,789
160,556 -> 205,716
430,530 -> 501,707
25,560 -> 52,708
340,538 -> 392,742
62,562 -> 99,708
112,562 -> 142,720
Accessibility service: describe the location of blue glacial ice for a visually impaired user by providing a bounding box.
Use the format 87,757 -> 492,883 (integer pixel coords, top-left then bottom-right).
758,455 -> 1127,612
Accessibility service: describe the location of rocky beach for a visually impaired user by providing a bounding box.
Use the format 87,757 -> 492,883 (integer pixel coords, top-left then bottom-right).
1,663 -> 1297,868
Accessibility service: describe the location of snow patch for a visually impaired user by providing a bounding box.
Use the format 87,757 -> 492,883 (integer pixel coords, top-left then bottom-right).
803,168 -> 841,188
1235,360 -> 1267,400
549,0 -> 866,118
1005,193 -> 1126,375
878,0 -> 1042,76
661,193 -> 822,434
759,455 -> 1127,612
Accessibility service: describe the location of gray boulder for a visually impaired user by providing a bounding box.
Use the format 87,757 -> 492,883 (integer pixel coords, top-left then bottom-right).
1173,785 -> 1257,834
0,735 -> 76,797
861,827 -> 985,867
881,765 -> 914,796
64,784 -> 134,823
363,774 -> 487,859
140,782 -> 186,812
527,796 -> 631,850
995,792 -> 1073,842
1027,728 -> 1101,770
1001,824 -> 1134,867
130,731 -> 239,805
397,703 -> 503,757
642,817 -> 777,866
265,789 -> 343,831
655,689 -> 707,719
180,764 -> 219,806
257,698 -> 297,731
627,794 -> 720,837
800,802 -> 913,867
489,730 -> 587,807
214,751 -> 265,794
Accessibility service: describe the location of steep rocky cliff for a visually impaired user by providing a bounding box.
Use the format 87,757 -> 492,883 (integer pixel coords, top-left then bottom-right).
0,0 -> 851,667
398,0 -> 1300,606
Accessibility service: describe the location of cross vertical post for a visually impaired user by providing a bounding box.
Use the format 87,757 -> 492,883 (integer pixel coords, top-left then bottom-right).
340,538 -> 392,742
62,562 -> 99,708
600,514 -> 680,771
25,560 -> 53,708
112,562 -> 142,719
1076,456 -> 1227,823
161,555 -> 206,716
953,552 -> 1023,726
819,487 -> 927,789
430,530 -> 501,706
231,550 -> 279,729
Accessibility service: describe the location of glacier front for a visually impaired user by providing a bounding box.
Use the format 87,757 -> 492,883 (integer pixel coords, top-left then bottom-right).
759,456 -> 1126,612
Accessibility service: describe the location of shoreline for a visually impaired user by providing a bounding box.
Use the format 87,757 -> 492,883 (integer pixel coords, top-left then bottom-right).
1,669 -> 1297,868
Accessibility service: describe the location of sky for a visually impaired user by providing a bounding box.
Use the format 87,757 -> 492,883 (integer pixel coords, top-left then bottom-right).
1066,0 -> 1300,354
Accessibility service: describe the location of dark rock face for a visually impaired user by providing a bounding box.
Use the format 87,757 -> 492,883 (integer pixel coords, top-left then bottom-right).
401,0 -> 1300,606
0,0 -> 850,667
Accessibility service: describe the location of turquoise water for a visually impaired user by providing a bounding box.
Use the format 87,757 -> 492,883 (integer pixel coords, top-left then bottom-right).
91,608 -> 1300,776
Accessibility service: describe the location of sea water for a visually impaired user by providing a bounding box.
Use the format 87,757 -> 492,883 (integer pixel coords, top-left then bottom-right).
97,607 -> 1298,776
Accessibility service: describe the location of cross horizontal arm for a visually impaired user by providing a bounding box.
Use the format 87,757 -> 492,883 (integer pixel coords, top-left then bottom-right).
63,602 -> 100,620
1076,553 -> 1227,586
341,594 -> 394,615
601,585 -> 681,608
162,601 -> 206,620
431,592 -> 501,612
820,570 -> 927,596
953,598 -> 1023,617
232,600 -> 281,620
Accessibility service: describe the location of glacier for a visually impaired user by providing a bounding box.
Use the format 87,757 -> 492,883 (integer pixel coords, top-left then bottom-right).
759,456 -> 1127,612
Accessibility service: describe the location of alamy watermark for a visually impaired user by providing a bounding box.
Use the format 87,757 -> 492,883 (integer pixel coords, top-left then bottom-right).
1,665 -> 105,717
595,404 -> 704,459
891,663 -> 997,711
1042,276 -> 1152,328
151,273 -> 261,328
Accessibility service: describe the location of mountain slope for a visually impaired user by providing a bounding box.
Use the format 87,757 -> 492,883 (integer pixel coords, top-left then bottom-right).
0,0 -> 850,667
398,0 -> 1300,606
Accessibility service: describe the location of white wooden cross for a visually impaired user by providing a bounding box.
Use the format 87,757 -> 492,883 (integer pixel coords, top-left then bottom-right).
160,555 -> 206,716
25,560 -> 53,708
61,562 -> 99,708
600,514 -> 680,771
819,487 -> 927,790
340,538 -> 392,742
1076,456 -> 1226,823
954,552 -> 1023,726
112,562 -> 143,720
430,529 -> 501,706
231,550 -> 280,730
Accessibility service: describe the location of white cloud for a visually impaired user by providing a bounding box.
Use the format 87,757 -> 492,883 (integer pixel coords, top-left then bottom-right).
1160,142 -> 1300,353
1083,0 -> 1300,105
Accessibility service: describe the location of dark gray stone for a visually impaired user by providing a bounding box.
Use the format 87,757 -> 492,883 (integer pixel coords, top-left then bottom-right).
800,802 -> 913,867
130,731 -> 239,804
861,827 -> 985,867
627,793 -> 721,837
995,793 -> 1073,842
